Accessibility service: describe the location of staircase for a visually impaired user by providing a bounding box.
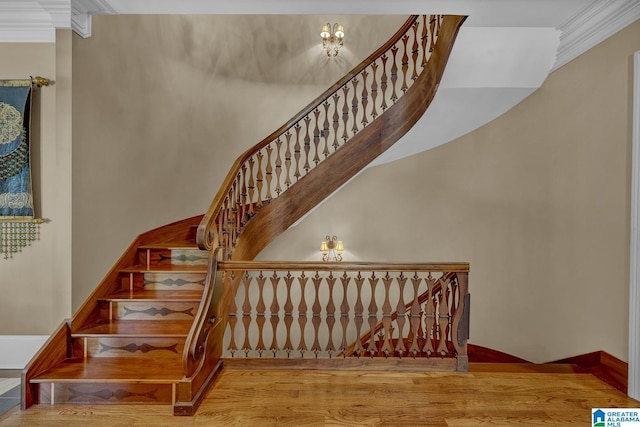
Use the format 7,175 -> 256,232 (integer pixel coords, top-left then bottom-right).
22,216 -> 221,414
32,239 -> 205,405
22,14 -> 467,416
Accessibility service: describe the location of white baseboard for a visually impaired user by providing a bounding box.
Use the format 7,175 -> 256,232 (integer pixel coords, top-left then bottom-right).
0,336 -> 48,370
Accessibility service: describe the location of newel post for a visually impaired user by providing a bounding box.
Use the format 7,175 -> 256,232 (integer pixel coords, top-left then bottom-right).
452,271 -> 470,371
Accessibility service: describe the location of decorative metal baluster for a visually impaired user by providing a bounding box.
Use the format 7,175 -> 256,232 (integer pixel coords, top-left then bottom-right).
265,144 -> 273,201
331,93 -> 340,150
360,70 -> 369,128
390,45 -> 399,103
366,272 -> 379,356
408,273 -> 422,357
325,273 -> 337,357
269,271 -> 280,357
293,124 -> 302,182
322,101 -> 331,158
297,272 -> 309,358
339,272 -> 351,357
283,272 -> 295,357
351,78 -> 359,135
255,272 -> 267,357
303,115 -> 312,174
380,273 -> 394,357
395,272 -> 408,357
353,273 -> 365,357
274,138 -> 283,196
423,273 -> 436,356
311,272 -> 323,357
241,272 -> 253,356
227,271 -> 239,357
437,275 -> 451,356
284,131 -> 292,190
256,151 -> 264,208
312,108 -> 321,165
370,63 -> 379,120
400,35 -> 410,94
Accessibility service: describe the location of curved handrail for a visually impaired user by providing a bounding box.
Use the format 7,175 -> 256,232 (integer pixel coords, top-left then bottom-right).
183,246 -> 220,377
196,15 -> 458,256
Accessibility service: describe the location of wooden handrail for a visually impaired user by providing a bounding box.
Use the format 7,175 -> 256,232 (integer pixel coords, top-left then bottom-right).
219,261 -> 469,272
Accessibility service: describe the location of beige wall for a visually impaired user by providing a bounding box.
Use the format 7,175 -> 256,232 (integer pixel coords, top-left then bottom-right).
3,15 -> 635,365
0,31 -> 73,335
71,14 -> 406,309
259,20 -> 640,363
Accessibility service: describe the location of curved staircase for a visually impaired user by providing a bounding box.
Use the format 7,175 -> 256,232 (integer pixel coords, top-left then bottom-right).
22,14 -> 467,416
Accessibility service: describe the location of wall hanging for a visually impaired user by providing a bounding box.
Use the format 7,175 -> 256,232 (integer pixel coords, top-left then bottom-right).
0,77 -> 48,259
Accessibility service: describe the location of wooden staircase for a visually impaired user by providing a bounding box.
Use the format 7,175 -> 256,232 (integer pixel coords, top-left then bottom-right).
23,14 -> 467,416
23,216 -> 220,413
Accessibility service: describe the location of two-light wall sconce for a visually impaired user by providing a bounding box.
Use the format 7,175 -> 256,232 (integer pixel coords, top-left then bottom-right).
320,235 -> 344,261
320,23 -> 344,57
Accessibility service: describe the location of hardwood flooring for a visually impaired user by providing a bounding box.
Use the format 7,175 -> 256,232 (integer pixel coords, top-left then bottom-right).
1,365 -> 639,426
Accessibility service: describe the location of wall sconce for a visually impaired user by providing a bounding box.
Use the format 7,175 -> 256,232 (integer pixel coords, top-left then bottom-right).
320,23 -> 344,57
320,235 -> 344,261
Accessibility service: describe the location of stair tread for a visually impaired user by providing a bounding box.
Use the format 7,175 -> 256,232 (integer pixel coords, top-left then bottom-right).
100,289 -> 203,301
31,357 -> 184,383
120,264 -> 207,273
74,320 -> 193,337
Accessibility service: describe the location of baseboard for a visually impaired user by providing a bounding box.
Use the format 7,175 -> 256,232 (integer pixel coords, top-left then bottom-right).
551,351 -> 628,394
0,336 -> 48,370
468,345 -> 628,394
467,344 -> 531,363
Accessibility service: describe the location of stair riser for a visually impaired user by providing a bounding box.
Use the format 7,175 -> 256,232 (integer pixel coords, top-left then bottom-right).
119,272 -> 206,292
98,301 -> 199,321
79,337 -> 185,359
139,249 -> 209,267
37,382 -> 174,405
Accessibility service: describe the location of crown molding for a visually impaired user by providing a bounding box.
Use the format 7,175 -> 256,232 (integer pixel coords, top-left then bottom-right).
40,0 -> 71,29
0,1 -> 70,43
0,1 -> 55,43
553,0 -> 640,71
71,0 -> 116,38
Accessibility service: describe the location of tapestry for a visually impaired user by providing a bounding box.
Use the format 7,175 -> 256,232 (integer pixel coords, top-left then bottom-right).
0,79 -> 33,219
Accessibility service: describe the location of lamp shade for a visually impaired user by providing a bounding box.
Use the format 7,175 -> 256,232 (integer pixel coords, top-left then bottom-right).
320,24 -> 331,40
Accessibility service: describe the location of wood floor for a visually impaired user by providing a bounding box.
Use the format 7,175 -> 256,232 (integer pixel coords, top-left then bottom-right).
1,365 -> 639,426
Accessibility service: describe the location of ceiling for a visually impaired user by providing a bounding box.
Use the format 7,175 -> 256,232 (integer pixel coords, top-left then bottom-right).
1,0 -> 639,163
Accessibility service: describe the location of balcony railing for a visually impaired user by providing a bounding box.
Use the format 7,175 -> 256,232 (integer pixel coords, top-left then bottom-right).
219,261 -> 470,371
